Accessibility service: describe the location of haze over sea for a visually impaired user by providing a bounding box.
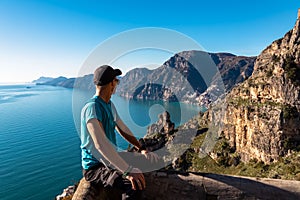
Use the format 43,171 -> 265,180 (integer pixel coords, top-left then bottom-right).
0,84 -> 201,200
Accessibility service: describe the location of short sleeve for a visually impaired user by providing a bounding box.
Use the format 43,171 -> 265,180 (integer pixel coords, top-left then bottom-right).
111,102 -> 120,122
84,102 -> 103,123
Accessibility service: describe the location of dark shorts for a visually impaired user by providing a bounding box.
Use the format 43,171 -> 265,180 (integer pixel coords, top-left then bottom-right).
83,162 -> 143,200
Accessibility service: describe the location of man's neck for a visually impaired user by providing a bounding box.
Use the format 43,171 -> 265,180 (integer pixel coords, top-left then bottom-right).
95,90 -> 111,103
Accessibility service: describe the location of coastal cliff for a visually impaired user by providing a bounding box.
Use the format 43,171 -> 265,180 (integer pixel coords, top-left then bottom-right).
200,12 -> 300,164
116,52 -> 255,105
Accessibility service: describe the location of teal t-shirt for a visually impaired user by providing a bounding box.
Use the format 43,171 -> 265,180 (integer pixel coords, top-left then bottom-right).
80,95 -> 119,169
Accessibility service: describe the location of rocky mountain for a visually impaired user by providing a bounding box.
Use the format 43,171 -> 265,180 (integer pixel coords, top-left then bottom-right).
36,51 -> 255,106
116,51 -> 209,103
32,76 -> 54,84
201,13 -> 300,164
196,53 -> 256,106
116,51 -> 256,105
116,67 -> 152,98
34,74 -> 94,90
72,74 -> 94,90
36,76 -> 75,88
209,53 -> 256,91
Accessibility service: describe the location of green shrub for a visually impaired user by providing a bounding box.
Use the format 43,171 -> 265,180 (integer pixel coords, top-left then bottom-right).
282,105 -> 298,119
266,69 -> 273,77
283,56 -> 300,86
272,54 -> 280,62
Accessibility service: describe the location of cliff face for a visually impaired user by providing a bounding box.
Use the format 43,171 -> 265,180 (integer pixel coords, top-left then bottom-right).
209,17 -> 300,163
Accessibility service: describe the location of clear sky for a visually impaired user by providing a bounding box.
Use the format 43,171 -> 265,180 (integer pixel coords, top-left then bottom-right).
0,0 -> 299,83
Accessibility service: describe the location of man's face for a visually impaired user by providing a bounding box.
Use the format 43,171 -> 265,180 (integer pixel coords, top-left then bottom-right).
111,78 -> 120,94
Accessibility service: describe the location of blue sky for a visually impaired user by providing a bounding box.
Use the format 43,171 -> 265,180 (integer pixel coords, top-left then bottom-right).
0,0 -> 299,83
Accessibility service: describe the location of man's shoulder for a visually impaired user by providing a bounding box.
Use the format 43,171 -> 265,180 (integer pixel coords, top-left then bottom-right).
81,100 -> 97,113
82,98 -> 107,113
83,100 -> 96,108
85,97 -> 97,104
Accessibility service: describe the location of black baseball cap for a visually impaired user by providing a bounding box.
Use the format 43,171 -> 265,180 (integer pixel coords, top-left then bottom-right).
93,65 -> 122,86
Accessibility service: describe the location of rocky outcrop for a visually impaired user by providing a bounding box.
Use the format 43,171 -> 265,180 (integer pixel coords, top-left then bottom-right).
56,185 -> 76,200
146,111 -> 175,137
203,12 -> 300,163
136,111 -> 176,152
57,171 -> 300,200
70,171 -> 206,200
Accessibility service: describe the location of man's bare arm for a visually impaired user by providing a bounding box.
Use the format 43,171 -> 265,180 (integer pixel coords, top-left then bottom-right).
87,118 -> 146,190
116,118 -> 159,163
87,118 -> 129,172
115,118 -> 142,150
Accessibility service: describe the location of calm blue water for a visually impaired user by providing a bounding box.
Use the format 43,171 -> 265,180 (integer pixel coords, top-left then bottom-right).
0,84 -> 201,200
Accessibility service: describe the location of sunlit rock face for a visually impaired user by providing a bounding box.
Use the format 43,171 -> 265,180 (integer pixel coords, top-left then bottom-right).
206,15 -> 300,163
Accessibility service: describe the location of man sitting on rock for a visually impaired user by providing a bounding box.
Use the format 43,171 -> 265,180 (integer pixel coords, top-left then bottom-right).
80,65 -> 158,199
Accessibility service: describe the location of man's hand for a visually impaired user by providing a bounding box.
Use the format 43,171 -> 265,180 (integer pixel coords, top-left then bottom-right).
141,150 -> 159,163
126,168 -> 146,190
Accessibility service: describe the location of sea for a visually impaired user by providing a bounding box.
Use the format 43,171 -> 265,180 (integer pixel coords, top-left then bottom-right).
0,84 -> 201,200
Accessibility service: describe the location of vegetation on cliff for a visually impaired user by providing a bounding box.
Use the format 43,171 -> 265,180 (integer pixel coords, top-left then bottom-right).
176,128 -> 300,181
